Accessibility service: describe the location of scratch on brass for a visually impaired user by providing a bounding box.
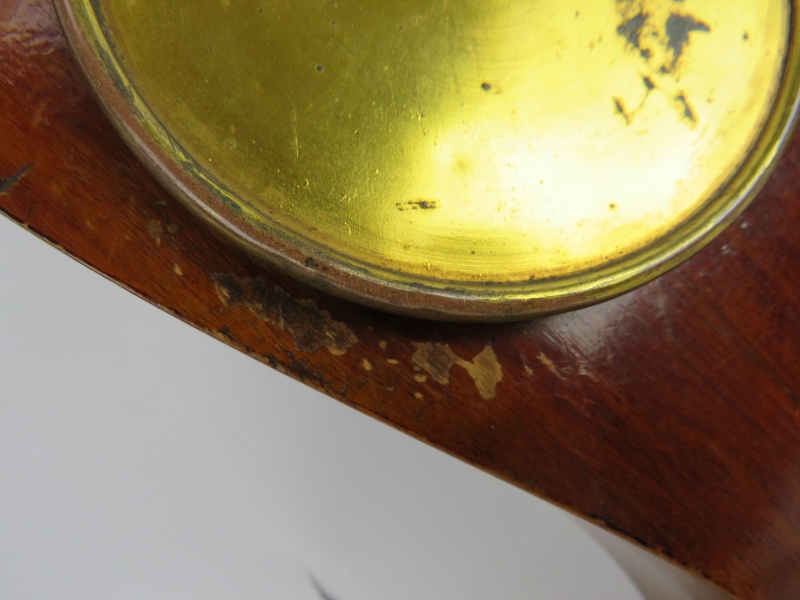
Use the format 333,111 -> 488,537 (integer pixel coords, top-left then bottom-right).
0,163 -> 32,195
212,273 -> 358,355
412,343 -> 503,400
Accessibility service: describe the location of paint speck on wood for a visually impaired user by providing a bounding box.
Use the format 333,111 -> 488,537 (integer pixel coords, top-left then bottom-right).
461,346 -> 503,400
412,343 -> 503,399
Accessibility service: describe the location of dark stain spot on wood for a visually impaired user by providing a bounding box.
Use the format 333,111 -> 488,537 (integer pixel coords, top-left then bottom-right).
642,75 -> 655,91
283,349 -> 333,390
665,13 -> 710,62
0,163 -> 33,195
212,273 -> 358,355
396,199 -> 438,211
304,256 -> 318,268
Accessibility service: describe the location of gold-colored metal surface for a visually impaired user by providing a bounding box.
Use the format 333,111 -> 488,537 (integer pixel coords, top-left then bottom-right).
61,0 -> 797,318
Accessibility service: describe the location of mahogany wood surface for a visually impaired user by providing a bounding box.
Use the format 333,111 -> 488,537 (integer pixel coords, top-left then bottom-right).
2,1 -> 800,598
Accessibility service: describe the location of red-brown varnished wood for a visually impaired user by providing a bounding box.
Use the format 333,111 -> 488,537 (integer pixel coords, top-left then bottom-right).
2,1 -> 800,598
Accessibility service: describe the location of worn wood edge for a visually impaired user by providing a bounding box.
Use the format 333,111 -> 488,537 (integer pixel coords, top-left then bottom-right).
0,197 -> 739,598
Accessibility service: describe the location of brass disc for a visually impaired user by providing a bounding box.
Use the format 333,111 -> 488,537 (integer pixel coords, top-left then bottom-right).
57,0 -> 799,320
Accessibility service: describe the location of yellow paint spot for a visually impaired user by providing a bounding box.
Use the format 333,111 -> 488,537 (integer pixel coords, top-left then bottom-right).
173,264 -> 184,276
414,374 -> 427,383
414,392 -> 424,399
524,365 -> 533,376
379,341 -> 388,350
362,358 -> 373,371
412,342 -> 503,399
387,358 -> 399,365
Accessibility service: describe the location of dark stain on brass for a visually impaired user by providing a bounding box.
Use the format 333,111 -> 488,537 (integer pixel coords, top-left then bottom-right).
615,2 -> 711,73
617,11 -> 651,59
396,199 -> 438,211
666,13 -> 711,62
675,93 -> 697,123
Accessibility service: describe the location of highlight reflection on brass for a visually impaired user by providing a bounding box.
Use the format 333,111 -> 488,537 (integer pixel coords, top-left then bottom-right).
63,0 -> 797,318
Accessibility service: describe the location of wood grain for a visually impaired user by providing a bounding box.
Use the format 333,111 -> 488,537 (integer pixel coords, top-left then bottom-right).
2,2 -> 800,598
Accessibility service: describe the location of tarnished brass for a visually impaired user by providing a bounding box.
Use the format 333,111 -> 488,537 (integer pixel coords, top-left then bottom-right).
58,0 -> 799,319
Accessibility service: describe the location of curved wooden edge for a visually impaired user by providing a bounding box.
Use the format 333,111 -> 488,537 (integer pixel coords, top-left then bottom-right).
3,2 -> 800,598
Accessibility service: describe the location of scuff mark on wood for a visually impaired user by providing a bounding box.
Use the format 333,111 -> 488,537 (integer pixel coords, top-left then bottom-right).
537,353 -> 560,376
412,343 -> 503,399
212,273 -> 358,355
0,163 -> 32,195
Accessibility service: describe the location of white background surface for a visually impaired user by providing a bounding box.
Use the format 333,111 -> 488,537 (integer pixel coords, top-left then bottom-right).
0,213 -> 646,599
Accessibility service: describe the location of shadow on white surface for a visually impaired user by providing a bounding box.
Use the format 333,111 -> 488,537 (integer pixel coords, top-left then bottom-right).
0,215 -> 647,599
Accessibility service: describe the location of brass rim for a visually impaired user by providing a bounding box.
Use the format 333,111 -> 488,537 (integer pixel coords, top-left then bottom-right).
56,0 -> 800,321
